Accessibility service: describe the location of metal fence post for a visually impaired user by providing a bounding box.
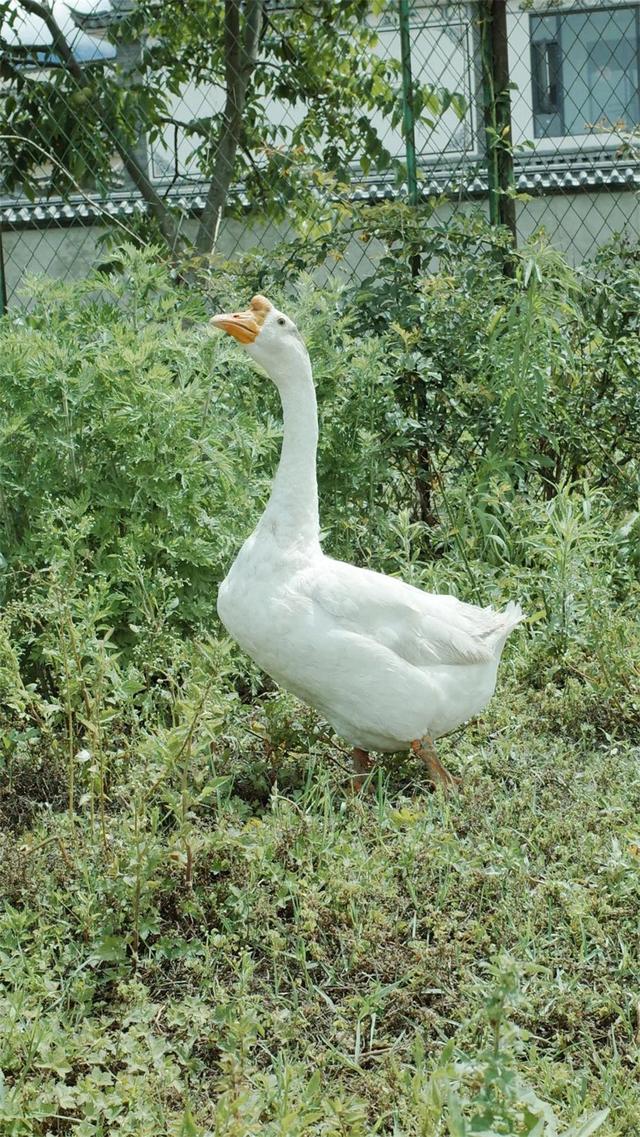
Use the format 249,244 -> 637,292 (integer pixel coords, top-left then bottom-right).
398,0 -> 418,209
479,0 -> 517,248
0,227 -> 7,316
398,0 -> 421,278
398,0 -> 433,523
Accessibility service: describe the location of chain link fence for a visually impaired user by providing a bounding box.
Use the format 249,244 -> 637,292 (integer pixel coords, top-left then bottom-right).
1,0 -> 639,309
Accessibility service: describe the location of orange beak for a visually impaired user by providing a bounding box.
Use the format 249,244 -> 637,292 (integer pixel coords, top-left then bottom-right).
210,308 -> 260,344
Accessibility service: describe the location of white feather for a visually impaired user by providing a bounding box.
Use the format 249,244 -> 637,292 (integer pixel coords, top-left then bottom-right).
215,300 -> 524,753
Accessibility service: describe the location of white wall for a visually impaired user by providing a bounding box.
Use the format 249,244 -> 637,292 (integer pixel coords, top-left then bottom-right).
4,185 -> 638,305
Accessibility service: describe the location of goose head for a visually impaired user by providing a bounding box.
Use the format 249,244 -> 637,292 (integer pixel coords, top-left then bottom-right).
211,295 -> 310,384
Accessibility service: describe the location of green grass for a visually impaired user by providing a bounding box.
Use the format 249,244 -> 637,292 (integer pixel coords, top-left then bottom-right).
1,243 -> 639,1135
1,665 -> 639,1136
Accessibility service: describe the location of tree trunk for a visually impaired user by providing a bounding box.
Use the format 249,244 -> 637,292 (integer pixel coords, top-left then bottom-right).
194,0 -> 263,255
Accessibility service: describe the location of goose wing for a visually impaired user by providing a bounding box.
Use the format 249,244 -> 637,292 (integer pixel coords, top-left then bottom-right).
310,559 -> 521,668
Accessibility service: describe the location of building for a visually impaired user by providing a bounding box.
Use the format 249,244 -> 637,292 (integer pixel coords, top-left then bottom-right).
1,0 -> 639,305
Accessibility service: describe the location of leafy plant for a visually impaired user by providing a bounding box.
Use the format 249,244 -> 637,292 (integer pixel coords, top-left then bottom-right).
422,959 -> 610,1136
1,235 -> 639,1134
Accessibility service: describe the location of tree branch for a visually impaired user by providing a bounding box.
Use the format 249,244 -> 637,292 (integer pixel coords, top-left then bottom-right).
0,36 -> 28,81
14,0 -> 85,81
14,0 -> 185,252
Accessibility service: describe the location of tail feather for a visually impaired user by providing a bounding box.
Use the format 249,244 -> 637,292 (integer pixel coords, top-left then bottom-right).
489,600 -> 525,649
502,600 -> 525,627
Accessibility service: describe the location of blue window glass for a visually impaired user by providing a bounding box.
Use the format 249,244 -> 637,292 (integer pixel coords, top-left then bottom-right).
530,6 -> 640,138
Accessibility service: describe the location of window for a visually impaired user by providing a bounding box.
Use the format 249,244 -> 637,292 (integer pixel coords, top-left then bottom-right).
530,6 -> 640,139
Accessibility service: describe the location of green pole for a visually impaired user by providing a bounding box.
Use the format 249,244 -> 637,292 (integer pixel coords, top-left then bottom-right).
0,227 -> 6,316
479,0 -> 499,228
479,0 -> 516,251
398,0 -> 418,208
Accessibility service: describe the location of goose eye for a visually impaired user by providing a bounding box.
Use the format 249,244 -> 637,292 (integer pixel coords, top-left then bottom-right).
277,317 -> 286,326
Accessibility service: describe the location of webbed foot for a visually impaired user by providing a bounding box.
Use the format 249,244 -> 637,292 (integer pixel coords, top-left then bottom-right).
411,737 -> 461,793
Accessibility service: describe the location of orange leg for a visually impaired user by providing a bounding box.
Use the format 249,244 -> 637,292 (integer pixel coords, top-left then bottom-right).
411,737 -> 461,793
351,747 -> 372,792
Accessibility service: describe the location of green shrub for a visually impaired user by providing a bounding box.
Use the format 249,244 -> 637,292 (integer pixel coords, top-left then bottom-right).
1,237 -> 639,739
1,233 -> 639,1135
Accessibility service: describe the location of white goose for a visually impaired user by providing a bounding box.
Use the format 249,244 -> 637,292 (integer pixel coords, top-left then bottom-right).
211,295 -> 523,789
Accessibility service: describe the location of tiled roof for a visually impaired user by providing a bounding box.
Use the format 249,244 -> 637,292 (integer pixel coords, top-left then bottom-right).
2,154 -> 639,228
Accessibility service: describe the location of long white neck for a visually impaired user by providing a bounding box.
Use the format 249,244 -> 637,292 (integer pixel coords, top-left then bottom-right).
259,360 -> 320,552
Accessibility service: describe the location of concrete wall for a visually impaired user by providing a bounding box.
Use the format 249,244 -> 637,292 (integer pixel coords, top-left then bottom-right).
3,184 -> 638,306
3,225 -> 108,303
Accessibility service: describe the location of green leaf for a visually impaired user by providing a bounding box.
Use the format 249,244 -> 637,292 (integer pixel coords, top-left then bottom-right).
451,92 -> 468,120
90,935 -> 128,963
561,1111 -> 610,1137
179,1106 -> 199,1137
447,1091 -> 467,1137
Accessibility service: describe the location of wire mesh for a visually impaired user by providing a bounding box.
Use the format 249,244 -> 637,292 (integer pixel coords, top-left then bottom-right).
1,0 -> 639,309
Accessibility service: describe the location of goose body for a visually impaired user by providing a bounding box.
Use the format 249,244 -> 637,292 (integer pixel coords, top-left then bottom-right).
218,539 -> 521,753
212,296 -> 523,773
